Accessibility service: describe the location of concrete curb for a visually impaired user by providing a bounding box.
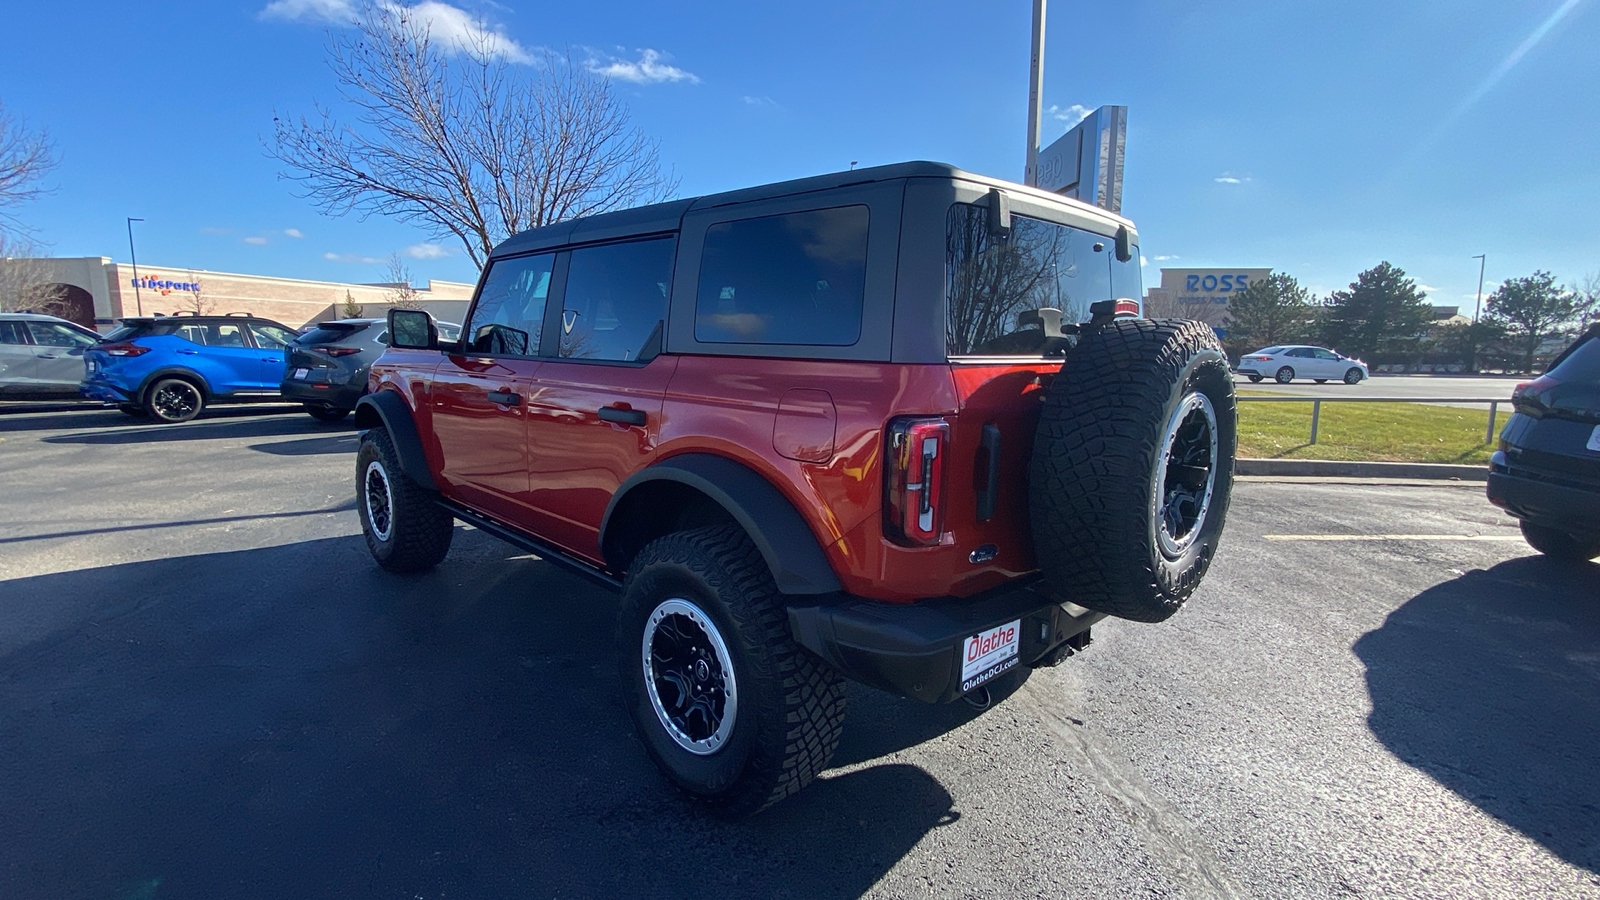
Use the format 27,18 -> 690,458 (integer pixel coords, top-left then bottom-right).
1236,458 -> 1488,481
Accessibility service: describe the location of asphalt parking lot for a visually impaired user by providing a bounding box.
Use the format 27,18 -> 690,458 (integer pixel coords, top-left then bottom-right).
2,407 -> 1597,899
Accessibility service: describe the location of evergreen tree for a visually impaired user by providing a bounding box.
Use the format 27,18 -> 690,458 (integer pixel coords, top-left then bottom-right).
1485,271 -> 1577,373
1224,272 -> 1316,356
1318,262 -> 1433,361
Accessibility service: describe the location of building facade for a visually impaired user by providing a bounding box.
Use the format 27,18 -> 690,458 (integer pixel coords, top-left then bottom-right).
1142,267 -> 1273,325
0,256 -> 476,330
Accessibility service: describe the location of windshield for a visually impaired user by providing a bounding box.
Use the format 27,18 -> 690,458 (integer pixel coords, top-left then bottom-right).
946,202 -> 1141,357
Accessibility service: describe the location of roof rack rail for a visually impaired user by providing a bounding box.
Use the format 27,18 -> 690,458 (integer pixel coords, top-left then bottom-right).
225,311 -> 255,318
169,310 -> 200,316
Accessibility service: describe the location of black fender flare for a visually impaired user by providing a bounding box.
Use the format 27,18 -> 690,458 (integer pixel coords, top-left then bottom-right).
601,454 -> 843,596
354,390 -> 439,491
135,367 -> 213,404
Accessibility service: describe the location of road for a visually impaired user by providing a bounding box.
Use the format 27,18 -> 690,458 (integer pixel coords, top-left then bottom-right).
1237,373 -> 1525,409
1,407 -> 1597,899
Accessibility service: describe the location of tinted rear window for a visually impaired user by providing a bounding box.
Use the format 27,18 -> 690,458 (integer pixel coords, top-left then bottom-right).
297,323 -> 371,345
103,322 -> 156,342
1549,333 -> 1600,382
695,205 -> 869,346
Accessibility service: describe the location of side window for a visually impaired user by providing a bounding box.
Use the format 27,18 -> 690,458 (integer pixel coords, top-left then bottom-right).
696,206 -> 869,346
202,323 -> 248,348
1313,349 -> 1339,360
1287,348 -> 1312,358
561,238 -> 675,362
27,323 -> 96,348
248,323 -> 296,351
0,322 -> 32,344
174,324 -> 208,345
466,253 -> 554,356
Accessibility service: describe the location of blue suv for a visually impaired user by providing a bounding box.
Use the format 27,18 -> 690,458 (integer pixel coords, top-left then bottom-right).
81,313 -> 300,422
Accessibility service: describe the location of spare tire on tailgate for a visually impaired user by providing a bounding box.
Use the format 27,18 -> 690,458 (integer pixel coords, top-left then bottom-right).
1029,318 -> 1236,622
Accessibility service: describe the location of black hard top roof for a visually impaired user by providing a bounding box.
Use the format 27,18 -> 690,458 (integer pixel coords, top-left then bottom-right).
490,160 -> 1131,260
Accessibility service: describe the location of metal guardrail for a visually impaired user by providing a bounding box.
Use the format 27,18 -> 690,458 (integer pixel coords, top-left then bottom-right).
1236,396 -> 1512,445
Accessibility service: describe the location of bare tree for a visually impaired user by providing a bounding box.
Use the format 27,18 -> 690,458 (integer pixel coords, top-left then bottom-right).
270,4 -> 676,267
382,255 -> 422,308
1140,291 -> 1230,327
184,270 -> 214,315
0,100 -> 58,234
1571,272 -> 1600,331
0,233 -> 67,315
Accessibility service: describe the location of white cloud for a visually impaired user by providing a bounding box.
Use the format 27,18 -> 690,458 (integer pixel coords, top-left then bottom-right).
284,228 -> 305,239
260,0 -> 353,23
1418,284 -> 1439,294
261,0 -> 533,63
588,49 -> 698,84
403,242 -> 449,259
1153,254 -> 1180,261
742,95 -> 776,107
243,236 -> 269,246
1214,173 -> 1252,184
1140,258 -> 1148,267
1046,103 -> 1093,127
324,251 -> 385,264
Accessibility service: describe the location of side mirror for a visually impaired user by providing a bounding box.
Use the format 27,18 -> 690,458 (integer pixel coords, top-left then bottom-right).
387,308 -> 438,350
1114,225 -> 1133,263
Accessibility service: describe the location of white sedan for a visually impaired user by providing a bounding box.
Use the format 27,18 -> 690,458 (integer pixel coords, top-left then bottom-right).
1237,345 -> 1368,384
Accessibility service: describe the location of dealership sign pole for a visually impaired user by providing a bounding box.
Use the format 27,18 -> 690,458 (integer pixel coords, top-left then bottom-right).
1024,0 -> 1046,187
126,217 -> 145,317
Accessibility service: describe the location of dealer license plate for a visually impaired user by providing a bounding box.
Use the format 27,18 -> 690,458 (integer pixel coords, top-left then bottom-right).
293,367 -> 310,380
961,619 -> 1021,693
1588,424 -> 1600,453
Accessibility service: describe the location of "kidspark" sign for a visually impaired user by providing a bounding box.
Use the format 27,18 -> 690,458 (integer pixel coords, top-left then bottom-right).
131,274 -> 200,296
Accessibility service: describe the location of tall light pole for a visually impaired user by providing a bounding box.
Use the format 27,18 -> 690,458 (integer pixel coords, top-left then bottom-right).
127,217 -> 145,316
1024,0 -> 1046,186
1471,254 -> 1486,321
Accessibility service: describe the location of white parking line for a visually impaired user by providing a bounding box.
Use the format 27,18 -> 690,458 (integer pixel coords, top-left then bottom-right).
1262,534 -> 1524,542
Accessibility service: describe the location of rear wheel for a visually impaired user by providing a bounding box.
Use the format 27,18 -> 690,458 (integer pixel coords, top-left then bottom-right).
1344,368 -> 1364,385
356,428 -> 453,572
144,377 -> 203,423
1030,318 -> 1237,623
1520,521 -> 1600,561
617,523 -> 846,817
1275,366 -> 1295,384
306,404 -> 350,422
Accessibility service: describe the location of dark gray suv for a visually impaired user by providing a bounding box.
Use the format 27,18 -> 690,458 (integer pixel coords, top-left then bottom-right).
282,317 -> 459,421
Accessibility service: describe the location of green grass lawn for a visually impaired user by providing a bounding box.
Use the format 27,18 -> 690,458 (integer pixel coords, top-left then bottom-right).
1235,395 -> 1499,464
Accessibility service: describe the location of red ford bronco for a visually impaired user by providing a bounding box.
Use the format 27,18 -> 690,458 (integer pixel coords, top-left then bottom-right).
355,162 -> 1236,815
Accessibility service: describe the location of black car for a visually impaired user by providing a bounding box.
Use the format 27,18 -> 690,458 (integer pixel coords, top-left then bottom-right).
1488,323 -> 1600,561
281,317 -> 459,421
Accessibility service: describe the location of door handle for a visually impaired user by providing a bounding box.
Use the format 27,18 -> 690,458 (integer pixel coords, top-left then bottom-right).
487,390 -> 521,406
176,349 -> 198,355
598,406 -> 646,426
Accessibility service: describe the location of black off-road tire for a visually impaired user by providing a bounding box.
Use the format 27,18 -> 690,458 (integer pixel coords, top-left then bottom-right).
1344,368 -> 1364,385
1030,318 -> 1237,623
1275,366 -> 1295,384
617,523 -> 846,817
1520,521 -> 1600,562
144,377 -> 204,423
306,404 -> 350,423
356,428 -> 453,573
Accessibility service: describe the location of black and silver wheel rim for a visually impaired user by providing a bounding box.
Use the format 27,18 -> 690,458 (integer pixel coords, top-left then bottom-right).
152,382 -> 199,420
1276,368 -> 1294,384
364,459 -> 394,542
1152,392 -> 1219,560
641,598 -> 738,755
1345,369 -> 1362,384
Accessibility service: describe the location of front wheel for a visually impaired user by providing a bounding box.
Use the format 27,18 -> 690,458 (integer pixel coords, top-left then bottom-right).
1520,521 -> 1600,561
1344,368 -> 1364,385
617,523 -> 846,817
144,377 -> 204,423
1275,366 -> 1295,384
356,428 -> 454,572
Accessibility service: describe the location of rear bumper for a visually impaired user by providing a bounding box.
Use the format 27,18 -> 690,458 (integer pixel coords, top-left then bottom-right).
787,579 -> 1104,703
1487,451 -> 1600,535
79,378 -> 134,403
279,378 -> 363,409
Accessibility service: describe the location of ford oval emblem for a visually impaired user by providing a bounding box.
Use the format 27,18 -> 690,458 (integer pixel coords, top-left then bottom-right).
968,544 -> 999,564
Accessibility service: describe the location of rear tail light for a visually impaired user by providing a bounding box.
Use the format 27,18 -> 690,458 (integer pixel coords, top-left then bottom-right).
885,417 -> 949,546
314,346 -> 362,357
99,341 -> 150,357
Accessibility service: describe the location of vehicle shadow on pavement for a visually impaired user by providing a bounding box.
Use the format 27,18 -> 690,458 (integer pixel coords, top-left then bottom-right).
1354,556 -> 1600,874
248,433 -> 362,456
42,414 -> 344,445
0,405 -> 304,434
0,532 -> 958,900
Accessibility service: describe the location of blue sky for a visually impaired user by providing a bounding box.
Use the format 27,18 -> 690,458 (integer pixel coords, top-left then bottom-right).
3,0 -> 1597,312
